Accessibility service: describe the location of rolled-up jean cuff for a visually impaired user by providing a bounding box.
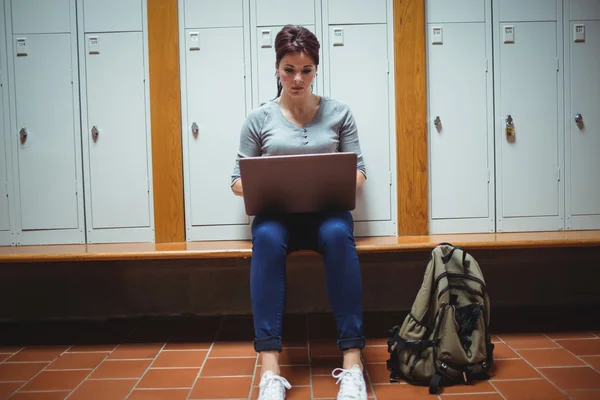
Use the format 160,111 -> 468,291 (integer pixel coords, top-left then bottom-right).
254,336 -> 282,353
337,336 -> 366,351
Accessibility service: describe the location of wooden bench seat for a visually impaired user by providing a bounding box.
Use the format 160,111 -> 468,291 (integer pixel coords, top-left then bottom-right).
1,230 -> 600,263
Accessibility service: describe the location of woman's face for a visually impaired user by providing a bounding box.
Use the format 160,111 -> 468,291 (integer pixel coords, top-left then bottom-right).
277,51 -> 317,97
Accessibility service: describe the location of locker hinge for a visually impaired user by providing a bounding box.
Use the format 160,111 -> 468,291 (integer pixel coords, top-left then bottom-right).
487,169 -> 490,183
387,60 -> 390,74
244,63 -> 247,77
71,69 -> 73,84
389,171 -> 392,186
4,181 -> 7,197
556,58 -> 560,71
557,168 -> 560,181
485,58 -> 488,72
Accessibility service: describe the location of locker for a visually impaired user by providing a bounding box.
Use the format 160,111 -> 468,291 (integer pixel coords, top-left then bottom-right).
255,25 -> 319,107
1,3 -> 14,246
427,21 -> 494,233
82,0 -> 142,32
565,0 -> 600,229
426,0 -> 485,23
184,0 -> 244,29
327,0 -> 386,24
493,0 -> 564,232
255,0 -> 315,26
182,27 -> 251,240
326,24 -> 394,235
11,0 -> 71,34
80,32 -> 154,243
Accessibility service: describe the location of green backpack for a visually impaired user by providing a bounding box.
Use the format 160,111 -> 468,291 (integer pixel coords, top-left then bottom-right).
386,243 -> 495,395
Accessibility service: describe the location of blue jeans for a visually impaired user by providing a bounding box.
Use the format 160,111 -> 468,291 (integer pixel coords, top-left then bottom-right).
250,210 -> 365,353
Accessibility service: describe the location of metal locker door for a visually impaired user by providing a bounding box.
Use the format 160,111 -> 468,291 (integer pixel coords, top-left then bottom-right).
567,20 -> 600,229
13,34 -> 82,233
83,32 -> 151,236
185,28 -> 249,230
327,24 -> 391,228
428,22 -> 494,233
495,21 -> 563,232
256,25 -> 318,107
255,0 -> 315,26
82,0 -> 143,32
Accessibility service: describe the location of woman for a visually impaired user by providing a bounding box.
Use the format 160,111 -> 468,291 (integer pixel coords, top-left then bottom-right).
230,25 -> 368,400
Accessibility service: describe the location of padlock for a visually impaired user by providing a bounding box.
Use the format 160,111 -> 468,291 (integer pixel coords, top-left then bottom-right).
505,115 -> 515,137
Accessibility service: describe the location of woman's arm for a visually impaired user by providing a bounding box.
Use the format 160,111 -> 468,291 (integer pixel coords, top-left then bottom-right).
232,178 -> 243,197
356,170 -> 366,189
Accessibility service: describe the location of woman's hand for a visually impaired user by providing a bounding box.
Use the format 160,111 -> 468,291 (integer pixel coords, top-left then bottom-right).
232,179 -> 243,197
356,171 -> 366,189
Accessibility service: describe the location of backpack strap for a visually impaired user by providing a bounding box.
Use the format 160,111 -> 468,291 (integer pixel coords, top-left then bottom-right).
429,372 -> 443,394
439,243 -> 470,269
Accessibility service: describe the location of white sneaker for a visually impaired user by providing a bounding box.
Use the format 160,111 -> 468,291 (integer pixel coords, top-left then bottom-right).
332,365 -> 368,400
258,370 -> 292,400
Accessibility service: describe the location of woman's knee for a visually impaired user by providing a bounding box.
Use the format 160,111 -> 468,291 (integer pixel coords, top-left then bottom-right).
252,218 -> 288,250
318,212 -> 354,247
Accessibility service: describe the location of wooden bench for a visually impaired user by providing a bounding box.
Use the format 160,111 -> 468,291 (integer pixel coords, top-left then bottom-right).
2,230 -> 600,263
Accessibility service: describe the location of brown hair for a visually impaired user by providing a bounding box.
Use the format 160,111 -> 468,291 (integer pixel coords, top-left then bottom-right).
274,25 -> 320,98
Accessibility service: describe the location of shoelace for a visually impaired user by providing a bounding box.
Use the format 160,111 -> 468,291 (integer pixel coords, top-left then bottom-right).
332,368 -> 363,400
260,374 -> 292,400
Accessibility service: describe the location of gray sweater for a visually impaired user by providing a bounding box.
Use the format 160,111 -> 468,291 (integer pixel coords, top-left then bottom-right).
231,96 -> 366,186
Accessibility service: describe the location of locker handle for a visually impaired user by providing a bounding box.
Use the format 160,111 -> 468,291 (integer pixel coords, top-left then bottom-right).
91,126 -> 99,141
192,122 -> 199,137
19,127 -> 27,143
575,113 -> 583,128
434,116 -> 441,131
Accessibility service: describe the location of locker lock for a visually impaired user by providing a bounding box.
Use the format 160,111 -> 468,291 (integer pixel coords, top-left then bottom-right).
192,122 -> 199,137
575,113 -> 583,128
19,127 -> 27,143
505,115 -> 515,137
434,116 -> 441,131
91,126 -> 99,141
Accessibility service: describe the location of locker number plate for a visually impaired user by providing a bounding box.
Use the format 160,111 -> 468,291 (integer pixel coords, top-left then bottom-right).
16,38 -> 27,56
88,36 -> 99,54
574,24 -> 585,42
503,26 -> 514,44
431,27 -> 443,45
333,28 -> 344,46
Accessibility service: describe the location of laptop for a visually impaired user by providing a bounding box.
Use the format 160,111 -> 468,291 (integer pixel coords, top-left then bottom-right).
239,152 -> 357,215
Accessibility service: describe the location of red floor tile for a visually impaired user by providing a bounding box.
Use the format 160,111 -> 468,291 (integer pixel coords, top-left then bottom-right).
137,368 -> 200,389
128,389 -> 190,399
6,347 -> 68,363
46,352 -> 107,370
19,370 -> 89,391
499,334 -> 559,350
518,348 -> 586,367
68,379 -> 137,400
556,339 -> 600,356
493,379 -> 568,400
189,376 -> 253,399
541,367 -> 600,390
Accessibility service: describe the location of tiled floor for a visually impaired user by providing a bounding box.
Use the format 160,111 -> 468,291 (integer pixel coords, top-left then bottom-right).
0,313 -> 599,400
